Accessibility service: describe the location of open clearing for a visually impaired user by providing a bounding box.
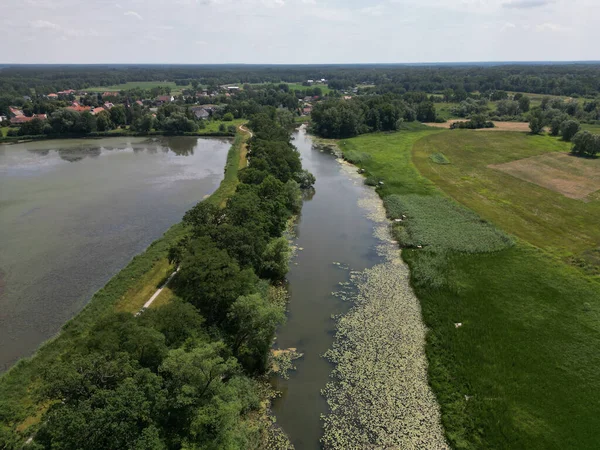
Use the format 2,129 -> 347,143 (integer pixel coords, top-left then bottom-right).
86,81 -> 190,93
339,128 -> 600,449
425,120 -> 532,131
489,152 -> 600,200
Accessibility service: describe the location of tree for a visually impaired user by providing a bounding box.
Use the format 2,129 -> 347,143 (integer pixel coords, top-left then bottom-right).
571,131 -> 600,157
259,237 -> 291,281
96,110 -> 113,131
559,119 -> 580,142
174,237 -> 258,324
110,104 -> 127,127
293,169 -> 316,189
518,95 -> 531,113
223,112 -> 234,122
226,294 -> 285,372
528,109 -> 545,134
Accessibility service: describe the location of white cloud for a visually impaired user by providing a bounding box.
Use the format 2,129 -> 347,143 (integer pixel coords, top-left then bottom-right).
501,21 -> 516,30
30,19 -> 62,30
535,22 -> 569,32
124,10 -> 143,20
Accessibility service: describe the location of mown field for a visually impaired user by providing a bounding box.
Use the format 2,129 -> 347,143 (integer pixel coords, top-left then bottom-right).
0,130 -> 248,444
86,81 -> 191,94
338,128 -> 600,449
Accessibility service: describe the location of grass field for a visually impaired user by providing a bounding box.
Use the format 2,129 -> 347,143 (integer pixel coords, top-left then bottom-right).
86,81 -> 191,94
338,129 -> 600,449
581,123 -> 600,134
0,128 -> 249,445
200,118 -> 245,134
413,131 -> 600,258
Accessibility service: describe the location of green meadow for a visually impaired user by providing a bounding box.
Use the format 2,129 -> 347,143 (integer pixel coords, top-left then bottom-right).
86,81 -> 190,94
338,128 -> 600,449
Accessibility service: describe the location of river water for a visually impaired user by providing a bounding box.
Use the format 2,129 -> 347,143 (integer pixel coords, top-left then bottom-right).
0,136 -> 230,371
271,127 -> 385,448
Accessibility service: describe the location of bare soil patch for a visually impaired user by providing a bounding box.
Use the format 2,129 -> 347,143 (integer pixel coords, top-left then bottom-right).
425,120 -> 532,132
489,152 -> 600,199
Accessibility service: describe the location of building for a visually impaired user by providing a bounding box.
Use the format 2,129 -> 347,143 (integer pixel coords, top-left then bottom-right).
91,107 -> 106,115
103,102 -> 115,109
58,89 -> 76,95
135,100 -> 144,106
102,92 -> 119,98
194,109 -> 210,120
10,114 -> 47,125
47,93 -> 59,99
156,95 -> 174,105
67,102 -> 91,112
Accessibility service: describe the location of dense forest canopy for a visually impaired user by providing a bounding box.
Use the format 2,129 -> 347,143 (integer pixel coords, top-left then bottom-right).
1,63 -> 600,97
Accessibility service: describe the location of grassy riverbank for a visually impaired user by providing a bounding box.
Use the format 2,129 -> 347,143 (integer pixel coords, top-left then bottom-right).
0,128 -> 249,444
338,128 -> 600,449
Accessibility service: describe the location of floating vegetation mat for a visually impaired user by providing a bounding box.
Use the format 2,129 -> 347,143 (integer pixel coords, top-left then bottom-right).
321,163 -> 448,449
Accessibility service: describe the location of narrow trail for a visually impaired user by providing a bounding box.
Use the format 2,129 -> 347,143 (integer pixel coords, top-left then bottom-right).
136,267 -> 179,315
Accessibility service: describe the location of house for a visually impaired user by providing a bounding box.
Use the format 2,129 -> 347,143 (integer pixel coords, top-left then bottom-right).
194,109 -> 210,120
135,100 -> 144,106
307,80 -> 314,84
227,86 -> 240,91
0,115 -> 7,123
103,102 -> 115,109
102,92 -> 119,98
91,107 -> 105,115
58,89 -> 76,95
302,105 -> 313,116
9,107 -> 24,117
156,95 -> 174,105
343,95 -> 353,100
67,102 -> 91,112
10,114 -> 46,125
47,93 -> 59,99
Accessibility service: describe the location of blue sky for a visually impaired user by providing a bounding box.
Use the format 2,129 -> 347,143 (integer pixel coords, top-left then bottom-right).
4,0 -> 598,63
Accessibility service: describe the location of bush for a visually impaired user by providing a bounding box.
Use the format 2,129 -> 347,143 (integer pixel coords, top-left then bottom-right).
429,153 -> 450,164
571,131 -> 600,157
364,177 -> 379,186
344,150 -> 371,164
560,120 -> 580,142
223,112 -> 234,122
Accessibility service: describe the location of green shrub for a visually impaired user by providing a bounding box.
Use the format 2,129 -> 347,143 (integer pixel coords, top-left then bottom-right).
343,150 -> 371,164
364,177 -> 379,186
429,152 -> 450,164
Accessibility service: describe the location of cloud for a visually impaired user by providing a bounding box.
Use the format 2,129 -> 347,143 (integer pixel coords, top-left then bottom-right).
124,10 -> 143,20
503,0 -> 552,8
535,22 -> 569,32
30,19 -> 98,37
501,22 -> 516,31
360,4 -> 385,16
30,19 -> 62,30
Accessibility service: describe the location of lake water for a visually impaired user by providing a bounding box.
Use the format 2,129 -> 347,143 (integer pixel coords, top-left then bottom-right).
0,136 -> 230,371
271,127 -> 384,448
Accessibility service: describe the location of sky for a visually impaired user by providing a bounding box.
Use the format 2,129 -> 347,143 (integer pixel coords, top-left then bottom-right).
3,0 -> 599,64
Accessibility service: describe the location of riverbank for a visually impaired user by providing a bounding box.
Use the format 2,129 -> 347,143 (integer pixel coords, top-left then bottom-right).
0,128 -> 249,444
337,127 -> 600,449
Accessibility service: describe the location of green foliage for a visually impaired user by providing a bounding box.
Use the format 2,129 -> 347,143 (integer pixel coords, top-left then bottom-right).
450,115 -> 494,129
571,130 -> 600,157
343,150 -> 371,164
293,169 -> 316,189
259,237 -> 291,281
528,108 -> 545,134
223,112 -> 235,122
560,119 -> 580,142
383,194 -> 513,252
227,294 -> 285,373
429,152 -> 450,164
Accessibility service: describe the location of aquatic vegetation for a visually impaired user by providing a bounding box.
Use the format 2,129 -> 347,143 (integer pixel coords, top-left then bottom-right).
321,165 -> 447,449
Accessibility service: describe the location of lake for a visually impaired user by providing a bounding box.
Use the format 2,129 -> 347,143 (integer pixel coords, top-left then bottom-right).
0,136 -> 230,371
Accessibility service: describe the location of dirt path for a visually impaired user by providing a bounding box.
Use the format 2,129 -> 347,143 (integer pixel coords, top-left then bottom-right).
136,267 -> 179,314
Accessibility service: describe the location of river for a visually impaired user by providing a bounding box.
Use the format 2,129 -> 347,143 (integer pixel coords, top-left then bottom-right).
271,127 -> 385,448
0,136 -> 230,371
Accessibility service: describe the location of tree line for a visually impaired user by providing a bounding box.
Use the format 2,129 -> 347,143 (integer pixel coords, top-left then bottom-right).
310,94 -> 436,138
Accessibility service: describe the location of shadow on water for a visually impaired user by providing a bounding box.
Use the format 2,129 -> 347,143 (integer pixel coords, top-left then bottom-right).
270,127 -> 384,449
